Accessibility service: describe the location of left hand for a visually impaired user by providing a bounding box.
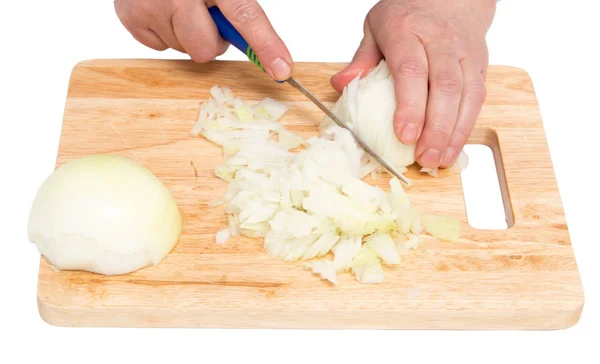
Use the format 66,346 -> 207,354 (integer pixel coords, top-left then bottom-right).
331,0 -> 497,169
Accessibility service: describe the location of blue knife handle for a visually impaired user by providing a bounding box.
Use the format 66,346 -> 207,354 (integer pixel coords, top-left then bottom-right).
208,6 -> 269,72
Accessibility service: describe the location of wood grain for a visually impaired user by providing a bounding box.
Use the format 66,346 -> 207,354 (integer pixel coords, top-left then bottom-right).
36,59 -> 584,329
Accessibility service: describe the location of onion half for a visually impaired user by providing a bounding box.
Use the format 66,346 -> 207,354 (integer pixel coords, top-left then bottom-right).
27,154 -> 182,275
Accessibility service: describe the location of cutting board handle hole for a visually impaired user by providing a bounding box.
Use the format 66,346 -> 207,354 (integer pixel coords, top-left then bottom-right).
461,140 -> 514,230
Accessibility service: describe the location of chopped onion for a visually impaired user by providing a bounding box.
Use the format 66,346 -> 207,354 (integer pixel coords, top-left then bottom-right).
253,97 -> 289,121
422,214 -> 461,243
420,167 -> 439,178
365,232 -> 402,265
302,233 -> 339,260
278,129 -> 304,150
27,154 -> 182,275
420,150 -> 470,177
353,261 -> 385,284
305,260 -> 337,285
189,85 -> 464,285
405,234 -> 421,250
351,246 -> 385,283
216,227 -> 231,245
332,235 -> 362,272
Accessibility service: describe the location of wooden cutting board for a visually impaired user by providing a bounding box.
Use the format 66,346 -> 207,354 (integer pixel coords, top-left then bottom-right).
36,59 -> 584,329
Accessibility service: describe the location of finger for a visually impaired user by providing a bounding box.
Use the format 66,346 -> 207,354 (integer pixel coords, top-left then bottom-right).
371,27 -> 429,146
172,1 -> 229,62
416,45 -> 463,168
215,0 -> 293,81
152,6 -> 185,54
439,58 -> 487,168
114,0 -> 168,51
330,21 -> 382,93
130,28 -> 169,51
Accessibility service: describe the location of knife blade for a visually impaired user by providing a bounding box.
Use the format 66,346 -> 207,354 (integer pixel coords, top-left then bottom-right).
285,77 -> 409,184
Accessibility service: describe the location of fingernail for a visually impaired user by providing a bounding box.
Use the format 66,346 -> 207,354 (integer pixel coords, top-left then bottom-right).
400,123 -> 418,143
420,149 -> 441,167
441,147 -> 455,166
269,58 -> 291,81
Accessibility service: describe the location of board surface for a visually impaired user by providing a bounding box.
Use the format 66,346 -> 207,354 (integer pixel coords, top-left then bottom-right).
37,59 -> 584,329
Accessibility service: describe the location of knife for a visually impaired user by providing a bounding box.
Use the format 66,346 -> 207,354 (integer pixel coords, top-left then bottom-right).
207,6 -> 409,184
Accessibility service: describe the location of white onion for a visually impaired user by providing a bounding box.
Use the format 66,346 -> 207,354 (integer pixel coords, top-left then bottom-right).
216,227 -> 231,245
320,60 -> 416,171
27,154 -> 182,275
332,235 -> 362,272
320,59 -> 469,177
305,260 -> 337,285
365,232 -> 402,265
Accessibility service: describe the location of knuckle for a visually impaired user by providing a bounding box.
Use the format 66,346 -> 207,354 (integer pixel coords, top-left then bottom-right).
189,48 -> 218,63
115,0 -> 153,29
466,82 -> 487,105
395,105 -> 424,125
171,0 -> 194,24
250,35 -> 276,56
230,0 -> 261,25
452,126 -> 471,143
395,58 -> 428,79
424,121 -> 453,141
189,35 -> 223,61
430,123 -> 452,138
114,0 -> 134,26
170,0 -> 188,13
433,70 -> 462,97
131,29 -> 167,51
397,100 -> 423,120
149,42 -> 168,51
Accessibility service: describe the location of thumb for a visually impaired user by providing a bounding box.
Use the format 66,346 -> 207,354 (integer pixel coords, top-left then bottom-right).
331,26 -> 382,93
215,0 -> 293,81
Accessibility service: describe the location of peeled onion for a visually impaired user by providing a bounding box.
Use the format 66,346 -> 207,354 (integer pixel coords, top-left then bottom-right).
320,60 -> 417,170
27,154 -> 182,275
320,59 -> 469,176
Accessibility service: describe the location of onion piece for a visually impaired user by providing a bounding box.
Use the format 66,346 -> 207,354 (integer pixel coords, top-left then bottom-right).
353,261 -> 385,284
332,235 -> 362,272
302,233 -> 339,260
351,246 -> 385,283
422,214 -> 461,243
216,228 -> 231,245
233,98 -> 254,121
228,215 -> 240,237
253,97 -> 289,121
420,167 -> 439,178
365,232 -> 402,265
305,260 -> 337,285
278,129 -> 304,150
405,234 -> 421,250
449,150 -> 470,173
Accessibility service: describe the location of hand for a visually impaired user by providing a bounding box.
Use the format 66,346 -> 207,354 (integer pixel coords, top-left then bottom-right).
114,0 -> 293,81
331,0 -> 496,169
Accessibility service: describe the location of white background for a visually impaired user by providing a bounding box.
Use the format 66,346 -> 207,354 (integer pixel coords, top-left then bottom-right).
1,0 -> 598,363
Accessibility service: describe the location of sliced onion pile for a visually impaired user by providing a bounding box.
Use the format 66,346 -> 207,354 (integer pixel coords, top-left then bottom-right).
190,71 -> 464,285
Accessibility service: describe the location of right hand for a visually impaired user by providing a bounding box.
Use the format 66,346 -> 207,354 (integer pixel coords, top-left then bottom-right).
114,0 -> 294,81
